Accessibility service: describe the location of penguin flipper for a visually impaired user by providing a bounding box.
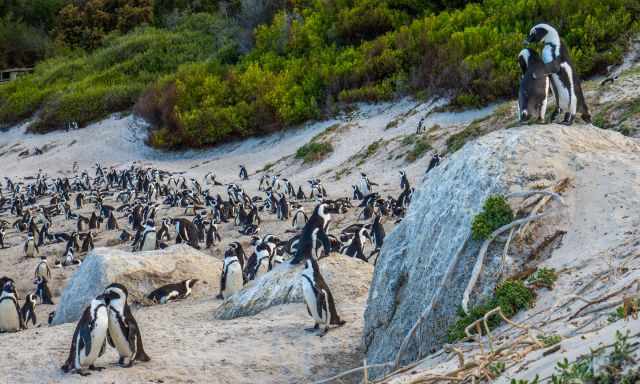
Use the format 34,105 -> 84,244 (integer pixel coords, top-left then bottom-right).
317,230 -> 332,257
106,329 -> 115,348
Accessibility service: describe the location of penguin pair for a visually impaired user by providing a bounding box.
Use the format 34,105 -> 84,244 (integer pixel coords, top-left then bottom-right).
524,23 -> 590,125
147,279 -> 198,304
62,283 -> 150,375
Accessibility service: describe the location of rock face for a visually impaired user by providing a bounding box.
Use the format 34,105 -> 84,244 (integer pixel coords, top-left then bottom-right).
52,244 -> 221,325
363,125 -> 640,374
215,255 -> 373,320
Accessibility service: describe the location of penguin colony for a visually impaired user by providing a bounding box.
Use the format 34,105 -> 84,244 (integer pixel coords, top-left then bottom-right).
0,21 -> 586,377
0,156 -> 418,372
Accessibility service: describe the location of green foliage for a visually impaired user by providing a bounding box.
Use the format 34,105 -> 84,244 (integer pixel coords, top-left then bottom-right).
446,124 -> 483,153
405,136 -> 432,162
549,331 -> 638,384
2,0 -> 640,147
447,280 -> 534,341
489,362 -> 506,377
295,141 -> 334,163
527,267 -> 558,289
607,298 -> 640,323
56,0 -> 154,50
0,24 -> 233,131
510,376 -> 539,384
471,195 -> 514,241
537,333 -> 562,347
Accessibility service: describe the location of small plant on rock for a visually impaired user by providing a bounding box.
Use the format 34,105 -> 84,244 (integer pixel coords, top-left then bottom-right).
527,268 -> 558,289
471,195 -> 514,240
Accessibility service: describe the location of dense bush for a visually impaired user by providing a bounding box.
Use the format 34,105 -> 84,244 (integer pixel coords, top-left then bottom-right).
1,0 -> 639,147
295,141 -> 334,163
0,18 -> 238,131
447,280 -> 535,341
471,195 -> 514,240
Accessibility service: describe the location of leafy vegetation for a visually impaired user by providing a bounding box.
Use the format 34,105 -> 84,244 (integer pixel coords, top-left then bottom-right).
447,280 -> 535,341
471,195 -> 514,240
607,298 -> 639,323
406,136 -> 432,162
537,333 -> 562,347
0,13 -> 240,132
295,141 -> 334,163
446,123 -> 484,152
526,267 -> 558,289
1,0 -> 639,147
549,331 -> 638,384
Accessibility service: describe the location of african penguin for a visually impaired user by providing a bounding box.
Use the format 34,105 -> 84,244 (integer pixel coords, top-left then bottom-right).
526,23 -> 591,124
147,279 -> 198,304
220,251 -> 243,299
24,233 -> 39,258
300,257 -> 346,336
517,48 -> 553,122
34,276 -> 55,305
103,283 -> 151,367
138,220 -> 157,252
61,293 -> 111,375
20,293 -> 37,328
0,279 -> 23,332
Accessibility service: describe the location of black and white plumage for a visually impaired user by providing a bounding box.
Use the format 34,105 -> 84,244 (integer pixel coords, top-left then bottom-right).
526,23 -> 590,125
35,276 -> 55,305
239,165 -> 249,180
289,203 -> 336,264
291,207 -> 308,229
300,257 -> 345,336
61,294 -> 110,375
20,293 -> 37,328
137,221 -> 157,252
340,226 -> 370,262
103,283 -> 151,367
517,48 -> 553,122
147,279 -> 198,304
24,233 -> 39,258
220,252 -> 243,299
0,279 -> 23,332
35,256 -> 52,280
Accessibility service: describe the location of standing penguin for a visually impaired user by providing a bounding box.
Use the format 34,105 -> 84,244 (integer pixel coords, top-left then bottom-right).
106,211 -> 119,231
517,48 -> 554,122
0,279 -> 23,332
300,257 -> 346,336
526,23 -> 591,124
147,279 -> 198,304
137,220 -> 157,252
220,251 -> 243,299
340,227 -> 370,262
205,222 -> 221,248
61,293 -> 111,375
20,293 -> 37,328
34,276 -> 55,305
289,203 -> 336,264
35,256 -> 52,280
239,165 -> 249,180
24,232 -> 39,258
103,283 -> 151,367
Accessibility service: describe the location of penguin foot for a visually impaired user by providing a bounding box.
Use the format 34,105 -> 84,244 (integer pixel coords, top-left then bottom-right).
73,370 -> 91,376
304,324 -> 319,333
559,120 -> 573,126
317,328 -> 329,338
89,365 -> 105,371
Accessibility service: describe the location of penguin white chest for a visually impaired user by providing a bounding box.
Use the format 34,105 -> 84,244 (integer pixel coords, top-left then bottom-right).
301,274 -> 322,323
26,242 -> 35,257
81,307 -> 108,367
141,232 -> 156,251
0,299 -> 20,332
222,262 -> 243,298
108,310 -> 133,357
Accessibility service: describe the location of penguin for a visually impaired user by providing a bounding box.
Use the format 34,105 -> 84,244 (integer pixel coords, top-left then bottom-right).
147,279 -> 198,304
291,207 -> 308,230
526,23 -> 591,124
35,256 -> 52,280
138,220 -> 157,252
106,211 -> 119,230
340,227 -> 370,262
103,283 -> 151,367
48,311 -> 56,326
300,257 -> 345,336
296,186 -> 306,200
239,165 -> 249,180
0,279 -> 23,332
173,218 -> 200,249
426,153 -> 440,174
89,212 -> 101,230
0,225 -> 5,248
352,185 -> 364,201
205,222 -> 221,248
61,293 -> 111,375
220,252 -> 243,299
24,232 -> 39,258
156,218 -> 171,241
34,276 -> 54,305
290,203 -> 336,264
20,293 -> 37,328
369,214 -> 386,261
253,245 -> 272,280
517,48 -> 554,122
81,232 -> 94,253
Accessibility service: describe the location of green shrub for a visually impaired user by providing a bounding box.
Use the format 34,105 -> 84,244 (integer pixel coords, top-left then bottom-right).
527,267 -> 558,289
295,141 -> 334,163
446,124 -> 483,153
471,195 -> 514,241
538,334 -> 562,347
447,279 -> 534,341
405,136 -> 432,162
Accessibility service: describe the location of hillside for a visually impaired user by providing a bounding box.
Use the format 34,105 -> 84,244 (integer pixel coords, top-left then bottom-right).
1,0 -> 639,147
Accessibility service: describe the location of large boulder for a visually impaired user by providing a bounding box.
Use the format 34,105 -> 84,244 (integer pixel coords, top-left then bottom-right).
52,244 -> 222,325
363,125 -> 640,375
215,254 -> 373,320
